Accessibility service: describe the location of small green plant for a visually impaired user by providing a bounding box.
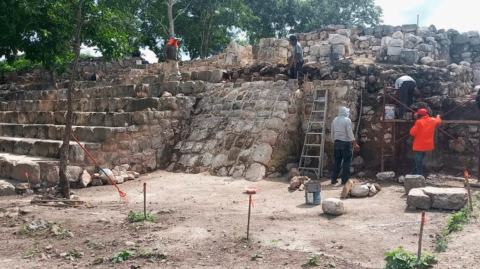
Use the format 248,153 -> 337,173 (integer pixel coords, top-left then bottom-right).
111,250 -> 134,263
58,230 -> 73,239
436,206 -> 474,252
19,225 -> 36,236
22,244 -> 40,259
435,232 -> 448,252
307,254 -> 320,266
66,249 -> 83,261
128,211 -> 156,223
137,249 -> 166,262
92,256 -> 105,265
271,239 -> 279,244
85,239 -> 105,250
251,254 -> 263,261
384,247 -> 437,269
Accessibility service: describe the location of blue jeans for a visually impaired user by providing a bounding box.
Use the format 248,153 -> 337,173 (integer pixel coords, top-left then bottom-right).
331,140 -> 352,184
412,151 -> 426,176
399,81 -> 416,117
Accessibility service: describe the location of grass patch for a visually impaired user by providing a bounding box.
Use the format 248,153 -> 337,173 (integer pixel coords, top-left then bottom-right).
436,204 -> 476,252
66,249 -> 83,261
307,254 -> 320,266
384,247 -> 437,269
22,244 -> 40,259
85,239 -> 105,250
111,250 -> 134,263
128,211 -> 156,223
137,249 -> 167,263
19,224 -> 36,236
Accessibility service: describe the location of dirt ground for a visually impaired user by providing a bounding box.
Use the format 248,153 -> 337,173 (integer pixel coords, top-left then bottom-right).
0,171 -> 479,269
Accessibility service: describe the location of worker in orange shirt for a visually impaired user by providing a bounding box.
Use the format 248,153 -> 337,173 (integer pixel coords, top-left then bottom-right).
409,108 -> 441,175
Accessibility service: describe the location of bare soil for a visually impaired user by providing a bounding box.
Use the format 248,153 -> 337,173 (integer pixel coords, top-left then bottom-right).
0,171 -> 478,269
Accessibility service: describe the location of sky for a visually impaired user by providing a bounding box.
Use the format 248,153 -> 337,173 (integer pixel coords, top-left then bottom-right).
375,0 -> 480,33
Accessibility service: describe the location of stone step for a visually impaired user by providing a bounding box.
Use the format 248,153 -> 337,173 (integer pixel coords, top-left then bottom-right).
0,110 -> 178,127
0,124 -> 125,143
0,136 -> 100,162
0,152 -> 60,188
0,97 -> 175,113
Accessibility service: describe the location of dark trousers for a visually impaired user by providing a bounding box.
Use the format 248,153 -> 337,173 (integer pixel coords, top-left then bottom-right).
399,81 -> 416,117
331,140 -> 352,184
290,61 -> 304,79
411,151 -> 426,176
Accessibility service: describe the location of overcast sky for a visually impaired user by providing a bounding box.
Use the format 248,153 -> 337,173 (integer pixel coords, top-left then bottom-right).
80,0 -> 480,63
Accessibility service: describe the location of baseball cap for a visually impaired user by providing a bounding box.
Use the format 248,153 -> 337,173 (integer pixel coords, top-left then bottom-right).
288,35 -> 298,42
414,108 -> 428,117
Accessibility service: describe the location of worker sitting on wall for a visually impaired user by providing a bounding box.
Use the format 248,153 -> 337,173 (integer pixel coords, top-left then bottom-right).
475,85 -> 480,110
164,35 -> 181,81
409,108 -> 441,176
395,75 -> 417,118
330,106 -> 361,185
288,35 -> 304,81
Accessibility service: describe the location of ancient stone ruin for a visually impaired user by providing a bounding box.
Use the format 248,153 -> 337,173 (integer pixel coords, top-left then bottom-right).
1,23 -> 480,193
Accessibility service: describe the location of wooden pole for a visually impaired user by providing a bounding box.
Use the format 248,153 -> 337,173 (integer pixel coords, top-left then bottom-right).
247,194 -> 252,240
465,175 -> 473,211
418,211 -> 425,260
143,183 -> 147,219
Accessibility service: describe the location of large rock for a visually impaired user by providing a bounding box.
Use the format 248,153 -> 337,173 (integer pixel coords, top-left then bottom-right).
66,166 -> 83,183
421,56 -> 434,65
431,60 -> 448,68
389,39 -> 404,47
416,27 -> 432,38
80,170 -> 92,188
453,34 -> 469,44
404,175 -> 426,194
376,171 -> 395,181
0,180 -> 15,196
387,47 -> 402,56
402,24 -> 418,33
99,168 -> 115,183
322,198 -> 345,216
13,162 -> 40,184
407,188 -> 432,210
400,49 -> 419,65
288,168 -> 300,180
351,185 -> 369,197
422,187 -> 468,210
251,143 -> 273,165
392,31 -> 404,39
341,180 -> 354,198
328,34 -> 350,46
245,163 -> 266,182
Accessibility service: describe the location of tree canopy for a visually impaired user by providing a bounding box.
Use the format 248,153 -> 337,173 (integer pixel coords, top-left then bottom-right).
0,0 -> 383,64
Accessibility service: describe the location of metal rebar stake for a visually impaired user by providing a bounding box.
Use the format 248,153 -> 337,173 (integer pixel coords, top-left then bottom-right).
247,194 -> 252,240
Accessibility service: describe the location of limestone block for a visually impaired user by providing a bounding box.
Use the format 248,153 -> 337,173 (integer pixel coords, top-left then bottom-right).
245,163 -> 266,182
407,188 -> 431,209
180,81 -> 195,94
328,34 -> 350,46
400,49 -> 419,65
198,71 -> 212,81
435,33 -> 448,41
376,171 -> 395,181
274,39 -> 289,48
421,57 -> 434,65
210,70 -> 224,83
392,31 -> 404,39
13,162 -> 40,184
422,187 -> 468,210
319,43 -> 331,57
310,45 -> 321,56
417,44 -> 434,52
66,166 -> 83,183
364,28 -> 374,35
336,29 -> 351,37
431,60 -> 448,67
381,36 -> 392,47
0,180 -> 15,196
404,175 -> 426,194
212,154 -> 228,168
351,185 -> 369,197
383,25 -> 394,36
322,198 -> 345,216
453,34 -> 469,44
252,143 -> 273,165
417,27 -> 432,38
81,170 -> 92,188
402,24 -> 418,33
387,47 -> 402,56
39,162 -> 59,185
389,39 -> 404,47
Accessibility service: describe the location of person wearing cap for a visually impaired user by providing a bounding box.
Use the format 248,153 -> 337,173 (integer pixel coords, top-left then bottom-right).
395,75 -> 417,118
330,106 -> 361,185
409,108 -> 441,175
288,35 -> 304,80
163,35 -> 180,81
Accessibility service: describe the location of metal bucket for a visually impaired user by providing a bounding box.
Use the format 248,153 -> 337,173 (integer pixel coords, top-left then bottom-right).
305,182 -> 321,205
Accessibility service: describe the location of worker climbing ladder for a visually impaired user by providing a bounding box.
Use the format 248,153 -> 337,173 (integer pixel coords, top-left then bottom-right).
298,88 -> 329,179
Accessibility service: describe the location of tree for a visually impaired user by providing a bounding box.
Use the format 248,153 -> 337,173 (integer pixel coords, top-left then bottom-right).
294,0 -> 383,33
176,0 -> 257,59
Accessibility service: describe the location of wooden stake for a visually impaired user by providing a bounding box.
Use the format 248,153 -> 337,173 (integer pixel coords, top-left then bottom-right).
143,183 -> 147,219
465,175 -> 473,211
418,211 -> 425,260
247,194 -> 252,240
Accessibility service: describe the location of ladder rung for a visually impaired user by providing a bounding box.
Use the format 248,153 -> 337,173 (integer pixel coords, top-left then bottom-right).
304,144 -> 322,146
309,122 -> 325,124
306,132 -> 323,135
301,155 -> 321,158
311,110 -> 325,113
299,168 -> 320,171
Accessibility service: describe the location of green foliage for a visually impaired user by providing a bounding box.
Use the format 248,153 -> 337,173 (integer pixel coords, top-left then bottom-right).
384,247 -> 437,269
0,56 -> 42,73
137,249 -> 167,261
66,249 -> 83,261
111,250 -> 134,263
85,239 -> 105,250
22,244 -> 41,259
19,224 -> 36,236
307,254 -> 320,266
436,206 -> 473,252
128,211 -> 156,223
251,254 -> 264,261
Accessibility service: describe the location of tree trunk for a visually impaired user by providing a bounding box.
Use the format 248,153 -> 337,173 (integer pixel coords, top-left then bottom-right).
201,12 -> 212,59
58,0 -> 85,199
167,0 -> 174,36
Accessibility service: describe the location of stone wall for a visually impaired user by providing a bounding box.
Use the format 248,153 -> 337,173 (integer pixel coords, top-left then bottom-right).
168,80 -> 301,180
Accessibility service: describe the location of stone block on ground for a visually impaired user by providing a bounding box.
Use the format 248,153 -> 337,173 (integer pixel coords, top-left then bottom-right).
387,47 -> 402,56
407,188 -> 432,210
422,187 -> 468,210
99,168 -> 115,183
341,180 -> 354,198
322,198 -> 345,216
66,166 -> 83,183
289,176 -> 310,190
404,175 -> 426,194
245,163 -> 266,182
328,34 -> 350,46
210,70 -> 224,83
0,180 -> 15,196
13,162 -> 41,184
288,168 -> 301,180
376,171 -> 395,181
80,170 -> 92,188
421,57 -> 434,65
351,185 -> 369,197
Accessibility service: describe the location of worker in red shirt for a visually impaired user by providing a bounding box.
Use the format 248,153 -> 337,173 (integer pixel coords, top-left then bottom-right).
409,108 -> 441,175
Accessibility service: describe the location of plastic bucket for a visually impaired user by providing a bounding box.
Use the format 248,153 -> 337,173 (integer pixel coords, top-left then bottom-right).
305,182 -> 322,205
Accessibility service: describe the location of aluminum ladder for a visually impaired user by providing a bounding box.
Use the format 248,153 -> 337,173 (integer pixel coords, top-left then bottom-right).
298,88 -> 329,179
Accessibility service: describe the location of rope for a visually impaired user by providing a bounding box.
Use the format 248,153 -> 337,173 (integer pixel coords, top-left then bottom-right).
70,132 -> 128,202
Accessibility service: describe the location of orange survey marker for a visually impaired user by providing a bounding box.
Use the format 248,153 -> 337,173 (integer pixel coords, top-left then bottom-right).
71,133 -> 128,203
422,211 -> 427,226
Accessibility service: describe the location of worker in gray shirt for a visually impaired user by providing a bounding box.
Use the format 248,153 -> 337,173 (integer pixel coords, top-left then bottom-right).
330,106 -> 360,185
288,35 -> 304,80
395,75 -> 417,118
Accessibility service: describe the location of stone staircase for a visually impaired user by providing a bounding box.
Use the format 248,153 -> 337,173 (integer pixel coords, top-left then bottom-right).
0,64 -> 198,191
